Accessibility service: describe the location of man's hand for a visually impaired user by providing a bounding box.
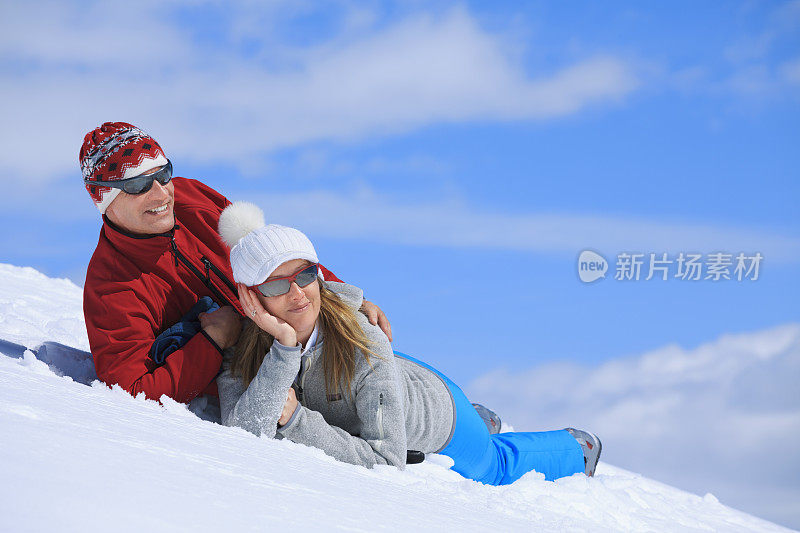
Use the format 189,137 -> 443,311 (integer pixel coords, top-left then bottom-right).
360,299 -> 392,342
278,387 -> 299,426
199,305 -> 242,349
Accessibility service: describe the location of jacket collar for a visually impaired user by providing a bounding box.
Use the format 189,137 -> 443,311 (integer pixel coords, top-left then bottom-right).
102,214 -> 178,258
301,321 -> 320,356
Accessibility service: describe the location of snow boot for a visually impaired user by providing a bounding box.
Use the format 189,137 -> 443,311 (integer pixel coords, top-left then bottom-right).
472,403 -> 502,434
565,428 -> 602,477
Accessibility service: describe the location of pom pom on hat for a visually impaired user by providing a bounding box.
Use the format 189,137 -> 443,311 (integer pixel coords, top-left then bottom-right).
219,201 -> 319,286
218,202 -> 266,248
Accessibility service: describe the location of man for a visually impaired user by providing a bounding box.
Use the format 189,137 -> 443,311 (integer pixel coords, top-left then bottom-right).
81,122 -> 390,403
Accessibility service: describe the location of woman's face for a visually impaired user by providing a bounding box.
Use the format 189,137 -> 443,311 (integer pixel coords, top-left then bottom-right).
257,259 -> 321,341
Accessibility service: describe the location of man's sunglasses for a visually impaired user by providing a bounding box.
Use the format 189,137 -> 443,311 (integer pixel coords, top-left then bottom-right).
249,263 -> 319,297
84,160 -> 173,195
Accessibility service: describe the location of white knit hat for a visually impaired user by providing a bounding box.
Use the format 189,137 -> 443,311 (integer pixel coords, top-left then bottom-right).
218,202 -> 320,286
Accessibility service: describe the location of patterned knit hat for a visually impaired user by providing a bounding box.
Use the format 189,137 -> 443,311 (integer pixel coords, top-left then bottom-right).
79,122 -> 169,214
218,202 -> 321,286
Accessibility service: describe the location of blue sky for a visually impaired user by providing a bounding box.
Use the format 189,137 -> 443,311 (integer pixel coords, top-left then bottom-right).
1,0 -> 800,526
1,0 -> 798,384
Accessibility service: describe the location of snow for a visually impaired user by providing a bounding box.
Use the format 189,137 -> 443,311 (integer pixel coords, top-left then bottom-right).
468,321 -> 800,528
0,263 -> 794,532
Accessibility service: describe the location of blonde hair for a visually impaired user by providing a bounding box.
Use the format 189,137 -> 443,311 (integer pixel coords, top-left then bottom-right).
231,281 -> 376,398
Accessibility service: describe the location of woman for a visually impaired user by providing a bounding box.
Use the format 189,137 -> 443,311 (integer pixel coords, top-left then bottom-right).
216,202 -> 601,485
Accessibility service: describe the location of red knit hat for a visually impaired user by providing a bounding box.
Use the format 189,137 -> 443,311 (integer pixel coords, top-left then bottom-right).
79,122 -> 169,214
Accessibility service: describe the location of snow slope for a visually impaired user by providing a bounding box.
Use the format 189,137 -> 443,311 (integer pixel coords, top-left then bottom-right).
0,263 -> 793,532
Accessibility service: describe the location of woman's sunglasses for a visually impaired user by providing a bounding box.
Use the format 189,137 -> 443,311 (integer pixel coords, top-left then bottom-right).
84,160 -> 173,195
250,263 -> 319,297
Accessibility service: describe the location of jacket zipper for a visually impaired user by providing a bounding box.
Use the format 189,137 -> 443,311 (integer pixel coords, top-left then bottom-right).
300,357 -> 309,392
169,229 -> 236,309
377,393 -> 385,441
296,356 -> 309,403
201,256 -> 237,294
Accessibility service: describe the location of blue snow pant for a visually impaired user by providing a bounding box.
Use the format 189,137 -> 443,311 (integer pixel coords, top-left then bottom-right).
394,352 -> 584,486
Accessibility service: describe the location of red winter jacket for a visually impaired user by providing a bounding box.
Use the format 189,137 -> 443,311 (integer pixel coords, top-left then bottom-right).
84,177 -> 340,403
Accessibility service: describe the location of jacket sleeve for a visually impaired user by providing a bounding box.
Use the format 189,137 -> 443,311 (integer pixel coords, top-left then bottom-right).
217,341 -> 302,437
84,279 -> 224,403
276,319 -> 408,469
183,177 -> 231,213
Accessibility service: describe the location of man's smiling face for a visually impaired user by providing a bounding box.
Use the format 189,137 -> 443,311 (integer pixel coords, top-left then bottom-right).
104,166 -> 175,235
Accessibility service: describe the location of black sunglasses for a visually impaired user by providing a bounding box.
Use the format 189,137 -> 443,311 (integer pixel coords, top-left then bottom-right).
84,160 -> 173,195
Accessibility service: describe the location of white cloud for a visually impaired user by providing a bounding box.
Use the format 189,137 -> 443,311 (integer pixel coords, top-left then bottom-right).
237,188 -> 800,263
0,2 -> 638,184
466,323 -> 800,528
1,181 -> 796,265
0,1 -> 192,67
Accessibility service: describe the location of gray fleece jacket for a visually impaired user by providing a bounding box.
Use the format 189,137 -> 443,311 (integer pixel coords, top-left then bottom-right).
217,281 -> 455,469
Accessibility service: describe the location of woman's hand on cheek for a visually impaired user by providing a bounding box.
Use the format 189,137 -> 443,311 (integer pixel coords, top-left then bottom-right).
237,283 -> 298,348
